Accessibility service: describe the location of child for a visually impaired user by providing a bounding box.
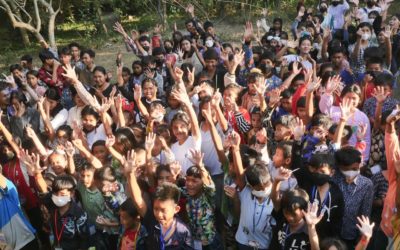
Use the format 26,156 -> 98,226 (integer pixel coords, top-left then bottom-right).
247,107 -> 263,141
33,173 -> 89,249
170,83 -> 201,175
268,114 -> 295,156
81,105 -> 109,149
270,141 -> 297,192
77,164 -> 119,250
332,147 -> 374,248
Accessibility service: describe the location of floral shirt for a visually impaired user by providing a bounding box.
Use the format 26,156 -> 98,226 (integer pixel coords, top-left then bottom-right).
265,75 -> 283,91
362,96 -> 399,121
183,184 -> 216,246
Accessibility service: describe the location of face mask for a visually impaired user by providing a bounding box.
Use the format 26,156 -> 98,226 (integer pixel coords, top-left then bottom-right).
155,59 -> 165,66
260,64 -> 273,75
51,194 -> 71,207
165,47 -> 173,53
205,40 -> 214,48
251,186 -> 272,198
361,33 -> 371,41
368,18 -> 375,25
340,169 -> 360,179
319,6 -> 327,13
142,45 -> 150,51
310,172 -> 331,186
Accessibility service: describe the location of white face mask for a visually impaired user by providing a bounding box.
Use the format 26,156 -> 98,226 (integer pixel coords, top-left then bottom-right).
205,40 -> 214,48
340,170 -> 360,179
51,194 -> 71,207
368,18 -> 375,25
251,186 -> 272,198
361,33 -> 371,41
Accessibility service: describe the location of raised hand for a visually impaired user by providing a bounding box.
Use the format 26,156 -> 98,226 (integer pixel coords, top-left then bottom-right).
211,90 -> 222,108
325,75 -> 342,94
187,67 -> 195,86
383,25 -> 392,39
233,49 -> 245,65
292,61 -> 302,75
243,21 -> 254,41
188,148 -> 204,167
97,97 -> 112,114
169,161 -> 182,179
72,138 -> 84,149
303,200 -> 325,227
356,215 -> 375,239
64,141 -> 75,157
114,95 -> 123,111
201,105 -> 213,122
230,130 -> 241,149
123,150 -> 137,174
177,47 -> 184,59
145,132 -> 156,152
185,3 -> 194,17
274,167 -> 293,181
105,135 -> 116,148
306,77 -> 321,93
371,86 -> 389,104
113,22 -> 128,38
133,85 -> 142,101
268,88 -> 282,107
261,8 -> 268,17
339,98 -> 353,121
130,30 -> 139,41
171,87 -> 190,105
154,24 -> 162,34
62,64 -> 78,84
291,117 -> 305,141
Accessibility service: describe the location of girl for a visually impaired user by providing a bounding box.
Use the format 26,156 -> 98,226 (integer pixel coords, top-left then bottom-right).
42,87 -> 68,131
93,66 -> 114,99
134,78 -> 160,124
26,70 -> 47,98
170,81 -> 201,175
175,37 -> 204,75
80,105 -> 109,149
319,83 -> 371,163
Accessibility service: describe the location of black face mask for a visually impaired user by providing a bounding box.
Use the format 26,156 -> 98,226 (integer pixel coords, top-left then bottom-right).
165,47 -> 173,53
332,1 -> 340,6
319,7 -> 327,13
142,45 -> 150,51
259,64 -> 273,76
155,59 -> 165,66
366,1 -> 374,8
310,172 -> 331,186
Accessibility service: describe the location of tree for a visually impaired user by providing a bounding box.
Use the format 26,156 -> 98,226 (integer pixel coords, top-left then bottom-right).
0,0 -> 62,49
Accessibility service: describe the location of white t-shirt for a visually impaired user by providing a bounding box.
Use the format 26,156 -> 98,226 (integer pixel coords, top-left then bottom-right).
86,124 -> 107,150
200,123 -> 224,176
67,106 -> 83,127
171,136 -> 201,175
50,108 -> 68,131
235,186 -> 275,249
283,55 -> 312,70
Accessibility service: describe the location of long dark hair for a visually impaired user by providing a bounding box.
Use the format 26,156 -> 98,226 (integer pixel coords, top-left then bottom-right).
45,87 -> 64,118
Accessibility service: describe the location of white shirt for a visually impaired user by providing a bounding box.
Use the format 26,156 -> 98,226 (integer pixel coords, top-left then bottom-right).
50,108 -> 68,131
283,55 -> 312,70
67,106 -> 83,127
235,186 -> 275,249
200,123 -> 224,176
327,1 -> 350,30
171,136 -> 201,175
86,124 -> 107,150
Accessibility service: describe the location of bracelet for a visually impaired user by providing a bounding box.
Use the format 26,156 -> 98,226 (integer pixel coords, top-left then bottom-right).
359,236 -> 369,246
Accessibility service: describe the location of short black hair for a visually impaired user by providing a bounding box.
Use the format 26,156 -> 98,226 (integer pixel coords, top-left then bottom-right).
274,114 -> 295,128
228,144 -> 259,167
68,42 -> 81,49
276,141 -> 293,159
138,35 -> 151,43
311,114 -> 332,130
309,153 -> 335,170
320,238 -> 348,250
281,188 -> 309,213
94,166 -> 116,182
20,54 -> 33,63
59,47 -> 71,56
80,49 -> 95,58
52,174 -> 76,193
366,56 -> 384,67
374,72 -> 394,89
39,49 -> 55,62
245,162 -> 271,187
334,147 -> 362,167
296,96 -> 306,108
154,183 -> 181,204
186,166 -> 203,179
203,49 -> 219,61
120,198 -> 139,218
329,123 -> 352,141
81,105 -> 100,120
9,64 -> 23,73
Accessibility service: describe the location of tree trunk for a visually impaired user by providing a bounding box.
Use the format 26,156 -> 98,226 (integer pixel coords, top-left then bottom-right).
19,27 -> 31,46
48,13 -> 57,49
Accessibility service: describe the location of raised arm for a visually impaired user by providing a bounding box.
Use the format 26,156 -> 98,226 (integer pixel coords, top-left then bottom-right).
355,216 -> 375,250
0,111 -> 20,156
124,150 -> 147,217
382,26 -> 392,68
304,77 -> 321,124
333,98 -> 352,146
37,97 -> 55,140
189,149 -> 212,186
105,135 -> 125,166
25,125 -> 48,157
211,91 -> 228,132
72,139 -> 103,169
371,86 -> 389,130
133,85 -> 150,120
230,131 -> 246,190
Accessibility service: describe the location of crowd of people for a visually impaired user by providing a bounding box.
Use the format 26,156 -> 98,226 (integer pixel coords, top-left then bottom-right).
1,0 -> 400,249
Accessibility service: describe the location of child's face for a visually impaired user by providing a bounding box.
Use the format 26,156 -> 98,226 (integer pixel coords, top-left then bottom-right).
54,189 -> 72,198
82,114 -> 98,132
283,208 -> 303,226
153,199 -> 180,226
280,97 -> 292,112
223,89 -> 238,107
172,120 -> 189,143
185,176 -> 203,197
49,154 -> 67,175
157,170 -> 174,186
27,74 -> 38,88
143,82 -> 156,100
297,107 -> 306,121
308,165 -> 332,176
120,210 -> 138,230
342,93 -> 360,109
273,148 -> 288,168
274,124 -> 291,141
80,169 -> 95,188
310,125 -> 327,141
92,145 -> 108,163
168,95 -> 180,109
251,113 -> 262,130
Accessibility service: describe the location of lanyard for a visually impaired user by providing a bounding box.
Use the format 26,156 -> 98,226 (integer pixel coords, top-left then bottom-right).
252,198 -> 267,233
54,210 -> 68,245
312,186 -> 333,222
311,186 -> 329,211
160,219 -> 175,250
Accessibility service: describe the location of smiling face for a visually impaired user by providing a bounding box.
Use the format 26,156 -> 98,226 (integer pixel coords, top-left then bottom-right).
93,71 -> 107,88
172,120 -> 189,143
185,175 -> 203,197
181,40 -> 191,52
342,92 -> 360,110
82,114 -> 98,132
299,39 -> 311,55
153,199 -> 180,226
49,153 -> 67,175
142,81 -> 157,101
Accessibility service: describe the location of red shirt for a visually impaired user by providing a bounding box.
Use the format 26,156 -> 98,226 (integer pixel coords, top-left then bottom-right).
3,159 -> 39,210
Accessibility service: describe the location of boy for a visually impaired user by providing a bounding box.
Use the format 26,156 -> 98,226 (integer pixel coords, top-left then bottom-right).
270,141 -> 297,192
125,151 -> 194,249
332,147 -> 374,248
33,172 -> 89,250
268,114 -> 295,156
